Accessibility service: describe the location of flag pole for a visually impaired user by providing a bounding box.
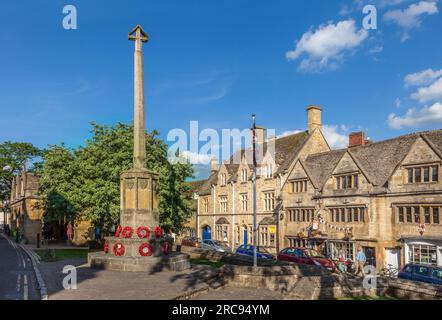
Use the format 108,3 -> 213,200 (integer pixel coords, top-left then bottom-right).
252,114 -> 257,267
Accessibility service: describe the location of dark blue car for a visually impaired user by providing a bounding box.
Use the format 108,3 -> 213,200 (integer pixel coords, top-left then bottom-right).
235,245 -> 275,260
398,264 -> 442,286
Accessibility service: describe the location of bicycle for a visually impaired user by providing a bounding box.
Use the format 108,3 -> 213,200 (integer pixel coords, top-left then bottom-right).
380,264 -> 399,278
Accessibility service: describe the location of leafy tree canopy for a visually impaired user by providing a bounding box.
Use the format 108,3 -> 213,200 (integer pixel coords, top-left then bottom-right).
0,141 -> 41,201
38,122 -> 194,233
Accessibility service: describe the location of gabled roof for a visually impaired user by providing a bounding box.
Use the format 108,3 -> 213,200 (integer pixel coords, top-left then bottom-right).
304,149 -> 347,190
195,131 -> 309,193
347,133 -> 418,187
275,131 -> 310,174
305,129 -> 442,190
197,172 -> 218,196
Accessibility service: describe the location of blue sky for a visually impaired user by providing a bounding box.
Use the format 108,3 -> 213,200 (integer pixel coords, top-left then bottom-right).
0,0 -> 441,179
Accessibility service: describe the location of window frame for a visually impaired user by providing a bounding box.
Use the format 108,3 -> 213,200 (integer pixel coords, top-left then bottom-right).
334,173 -> 360,190
405,164 -> 440,184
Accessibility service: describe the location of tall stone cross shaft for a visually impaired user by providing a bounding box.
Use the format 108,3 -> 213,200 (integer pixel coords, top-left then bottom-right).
118,25 -> 159,232
129,25 -> 149,169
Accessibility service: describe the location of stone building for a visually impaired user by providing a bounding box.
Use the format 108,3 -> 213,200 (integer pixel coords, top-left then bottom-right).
9,172 -> 93,246
9,171 -> 43,244
195,106 -> 442,271
180,179 -> 206,240
196,106 -> 330,251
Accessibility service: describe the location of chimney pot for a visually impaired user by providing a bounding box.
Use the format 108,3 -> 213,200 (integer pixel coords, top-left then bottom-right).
349,132 -> 366,148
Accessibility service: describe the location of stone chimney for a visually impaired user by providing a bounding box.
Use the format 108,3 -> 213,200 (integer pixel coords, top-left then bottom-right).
307,105 -> 322,133
254,126 -> 267,145
210,158 -> 218,174
349,131 -> 366,148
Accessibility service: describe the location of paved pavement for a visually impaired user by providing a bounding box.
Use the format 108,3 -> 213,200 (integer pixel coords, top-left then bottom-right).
39,257 -> 219,300
193,287 -> 283,300
0,235 -> 39,300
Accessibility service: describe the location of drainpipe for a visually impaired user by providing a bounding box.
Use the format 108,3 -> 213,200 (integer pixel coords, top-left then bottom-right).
196,193 -> 200,239
213,186 -> 216,239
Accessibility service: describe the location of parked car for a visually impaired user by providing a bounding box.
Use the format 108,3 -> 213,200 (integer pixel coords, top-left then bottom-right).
201,239 -> 231,253
398,264 -> 442,285
181,236 -> 201,248
235,245 -> 275,260
277,247 -> 336,271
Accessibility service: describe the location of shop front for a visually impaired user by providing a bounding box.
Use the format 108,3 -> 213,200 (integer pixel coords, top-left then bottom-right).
325,240 -> 356,262
286,236 -> 328,255
403,237 -> 442,267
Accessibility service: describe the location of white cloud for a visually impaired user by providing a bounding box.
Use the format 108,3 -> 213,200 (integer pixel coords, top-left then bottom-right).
388,102 -> 442,129
395,97 -> 402,108
340,0 -> 411,15
191,164 -> 212,180
405,68 -> 442,86
277,130 -> 303,138
369,45 -> 384,54
180,151 -> 212,165
377,0 -> 410,7
410,77 -> 442,103
322,125 -> 349,149
286,20 -> 368,73
384,1 -> 439,41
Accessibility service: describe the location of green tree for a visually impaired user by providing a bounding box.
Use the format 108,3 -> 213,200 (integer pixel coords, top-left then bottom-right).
37,145 -> 78,223
38,122 -> 194,233
0,141 -> 41,201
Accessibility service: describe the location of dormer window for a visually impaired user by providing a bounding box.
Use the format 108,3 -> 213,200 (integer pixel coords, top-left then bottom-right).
241,169 -> 248,183
406,165 -> 439,184
290,179 -> 308,193
221,173 -> 227,186
335,173 -> 359,190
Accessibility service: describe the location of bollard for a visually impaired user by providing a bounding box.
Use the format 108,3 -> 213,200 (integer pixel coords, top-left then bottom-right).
37,233 -> 40,249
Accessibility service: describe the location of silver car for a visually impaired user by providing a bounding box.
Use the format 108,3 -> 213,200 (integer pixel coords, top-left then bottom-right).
201,239 -> 231,253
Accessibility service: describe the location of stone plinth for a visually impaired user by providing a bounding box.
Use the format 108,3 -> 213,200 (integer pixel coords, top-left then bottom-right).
88,168 -> 190,272
88,251 -> 190,273
120,169 -> 159,233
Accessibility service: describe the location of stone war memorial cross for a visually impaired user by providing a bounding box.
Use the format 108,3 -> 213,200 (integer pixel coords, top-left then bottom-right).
88,25 -> 190,272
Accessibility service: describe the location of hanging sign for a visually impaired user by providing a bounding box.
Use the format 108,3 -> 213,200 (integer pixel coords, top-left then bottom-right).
419,224 -> 426,236
312,219 -> 319,231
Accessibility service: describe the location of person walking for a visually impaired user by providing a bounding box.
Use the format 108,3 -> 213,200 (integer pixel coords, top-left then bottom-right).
337,250 -> 347,273
66,222 -> 73,241
95,226 -> 101,244
15,228 -> 20,243
355,246 -> 367,277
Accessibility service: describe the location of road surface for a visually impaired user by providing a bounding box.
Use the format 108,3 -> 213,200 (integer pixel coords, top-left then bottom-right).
0,235 -> 39,300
